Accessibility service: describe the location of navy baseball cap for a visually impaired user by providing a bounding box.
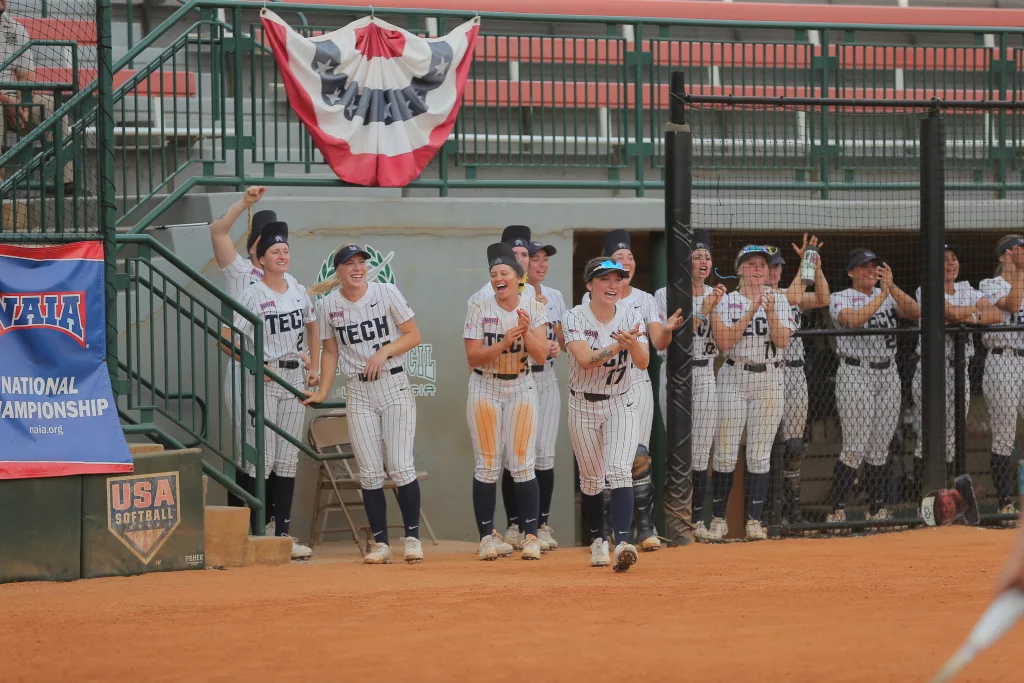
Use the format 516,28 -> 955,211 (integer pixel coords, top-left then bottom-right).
945,244 -> 960,258
527,240 -> 557,256
488,242 -> 524,277
996,234 -> 1024,256
734,244 -> 773,271
769,248 -> 785,267
603,229 -> 632,257
585,259 -> 628,282
846,248 -> 879,271
256,221 -> 288,259
246,210 -> 278,251
502,225 -> 531,249
693,229 -> 712,253
333,244 -> 372,270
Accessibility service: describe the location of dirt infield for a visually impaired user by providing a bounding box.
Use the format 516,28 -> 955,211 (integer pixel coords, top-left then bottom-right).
2,527 -> 1021,683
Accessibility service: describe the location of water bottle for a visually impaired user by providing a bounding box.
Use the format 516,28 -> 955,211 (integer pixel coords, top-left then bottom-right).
800,245 -> 820,287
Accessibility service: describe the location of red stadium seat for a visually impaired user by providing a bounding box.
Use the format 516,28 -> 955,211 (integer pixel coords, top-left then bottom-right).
17,18 -> 97,46
31,67 -> 197,97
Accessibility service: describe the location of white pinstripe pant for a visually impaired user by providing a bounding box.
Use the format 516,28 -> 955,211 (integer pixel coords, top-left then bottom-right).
569,388 -> 638,495
714,363 -> 783,475
467,372 -> 538,484
660,361 -> 718,470
243,366 -> 306,478
780,363 -> 809,441
533,368 -> 560,471
346,370 -> 418,489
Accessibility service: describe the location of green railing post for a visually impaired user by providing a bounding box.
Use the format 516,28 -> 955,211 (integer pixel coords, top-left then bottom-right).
994,32 -> 1011,199
97,0 -> 119,386
252,326 -> 266,534
232,6 -> 246,190
631,22 -> 647,197
816,29 -> 832,199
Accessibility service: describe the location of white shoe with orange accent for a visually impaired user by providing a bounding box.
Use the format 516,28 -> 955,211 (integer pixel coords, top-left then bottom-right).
520,534 -> 541,560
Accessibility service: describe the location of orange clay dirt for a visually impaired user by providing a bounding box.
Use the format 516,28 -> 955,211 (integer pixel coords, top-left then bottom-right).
2,526 -> 1022,683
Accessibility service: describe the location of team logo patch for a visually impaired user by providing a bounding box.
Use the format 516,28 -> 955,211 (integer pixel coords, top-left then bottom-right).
482,317 -> 500,325
106,471 -> 181,564
259,300 -> 277,311
329,310 -> 345,320
729,303 -> 744,310
249,268 -> 263,279
0,291 -> 86,347
585,330 -> 599,340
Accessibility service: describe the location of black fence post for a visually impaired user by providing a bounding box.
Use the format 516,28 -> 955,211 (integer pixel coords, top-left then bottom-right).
920,109 -> 948,494
953,325 -> 967,477
663,71 -> 695,546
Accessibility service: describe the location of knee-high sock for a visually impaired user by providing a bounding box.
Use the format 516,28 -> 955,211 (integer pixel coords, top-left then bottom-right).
609,487 -> 634,545
991,452 -> 1015,508
472,479 -> 497,540
361,486 -> 389,546
711,470 -> 734,519
692,469 -> 709,525
501,469 -> 520,528
395,481 -> 421,539
514,478 -> 540,537
829,461 -> 858,511
864,464 -> 888,515
236,472 -> 258,532
266,471 -> 278,524
273,475 -> 296,537
581,492 -> 606,542
536,468 -> 555,527
745,472 -> 771,522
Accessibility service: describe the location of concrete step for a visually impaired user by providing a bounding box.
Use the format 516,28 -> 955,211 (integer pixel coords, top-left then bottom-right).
246,535 -> 292,565
203,504 -> 292,567
128,443 -> 165,455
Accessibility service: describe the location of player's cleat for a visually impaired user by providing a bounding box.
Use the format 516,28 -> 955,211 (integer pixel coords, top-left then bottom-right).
867,508 -> 893,522
491,531 -> 515,557
590,537 -> 610,567
745,519 -> 767,541
538,536 -> 551,552
521,534 -> 542,560
1000,503 -> 1019,516
264,518 -> 276,538
825,509 -> 846,534
706,517 -> 728,541
363,542 -> 393,564
401,537 -> 423,563
286,535 -> 313,561
478,535 -> 498,561
612,542 -> 638,572
640,535 -> 661,551
694,521 -> 711,541
503,524 -> 523,550
538,524 -> 558,550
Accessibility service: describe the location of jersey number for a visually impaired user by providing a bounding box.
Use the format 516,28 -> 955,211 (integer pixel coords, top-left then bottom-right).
296,331 -> 304,352
885,335 -> 897,350
606,367 -> 627,386
764,341 -> 777,359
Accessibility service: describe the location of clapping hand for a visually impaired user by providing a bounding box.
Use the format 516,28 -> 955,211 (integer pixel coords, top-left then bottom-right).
611,322 -> 643,350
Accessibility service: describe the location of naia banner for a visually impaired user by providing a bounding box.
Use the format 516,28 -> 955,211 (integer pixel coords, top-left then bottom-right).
0,242 -> 132,479
260,8 -> 479,187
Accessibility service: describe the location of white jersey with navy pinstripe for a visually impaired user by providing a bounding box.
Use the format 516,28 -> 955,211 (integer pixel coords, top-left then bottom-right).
979,276 -> 1024,349
779,292 -> 804,361
220,252 -> 298,300
317,283 -> 416,375
914,282 -> 984,359
715,290 -> 795,364
654,285 -> 716,361
563,303 -> 647,395
538,284 -> 567,370
233,280 -> 316,362
829,288 -> 898,361
468,280 -> 536,305
464,295 -> 549,376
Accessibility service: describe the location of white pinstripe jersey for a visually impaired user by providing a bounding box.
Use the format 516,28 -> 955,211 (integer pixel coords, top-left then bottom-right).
538,284 -> 567,368
915,282 -> 984,358
317,283 -> 416,375
234,280 -> 316,362
779,291 -> 804,361
715,290 -> 795,365
468,280 -> 536,305
464,295 -> 548,376
829,288 -> 898,361
979,276 -> 1024,349
654,285 -> 717,361
220,252 -> 298,300
562,303 -> 647,395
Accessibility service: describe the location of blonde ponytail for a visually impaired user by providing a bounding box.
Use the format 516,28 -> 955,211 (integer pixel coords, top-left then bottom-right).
309,272 -> 341,296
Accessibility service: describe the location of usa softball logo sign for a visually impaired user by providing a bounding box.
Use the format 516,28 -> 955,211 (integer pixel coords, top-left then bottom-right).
0,242 -> 133,480
107,471 -> 181,563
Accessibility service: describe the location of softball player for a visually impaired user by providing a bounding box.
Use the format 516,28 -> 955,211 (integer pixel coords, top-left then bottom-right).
564,257 -> 649,572
304,245 -> 426,564
651,229 -> 727,539
826,249 -> 919,524
912,246 -> 1000,487
766,235 -> 830,526
231,221 -> 319,560
465,242 -> 549,561
707,245 -> 794,541
524,238 -> 566,550
582,230 -> 664,551
980,236 -> 1024,516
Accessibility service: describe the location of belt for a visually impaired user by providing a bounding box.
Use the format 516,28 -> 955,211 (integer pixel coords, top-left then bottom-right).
570,389 -> 611,402
277,360 -> 300,370
530,365 -> 545,372
724,358 -> 778,373
693,359 -> 710,367
990,347 -> 1024,358
784,360 -> 804,368
474,368 -> 526,380
843,358 -> 892,370
359,366 -> 404,382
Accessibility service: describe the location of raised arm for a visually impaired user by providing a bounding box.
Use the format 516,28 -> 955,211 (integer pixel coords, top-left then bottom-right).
767,292 -> 792,348
995,247 -> 1024,314
209,186 -> 265,269
881,265 -> 920,320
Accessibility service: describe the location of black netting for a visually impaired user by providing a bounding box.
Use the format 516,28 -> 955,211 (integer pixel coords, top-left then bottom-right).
0,0 -> 101,237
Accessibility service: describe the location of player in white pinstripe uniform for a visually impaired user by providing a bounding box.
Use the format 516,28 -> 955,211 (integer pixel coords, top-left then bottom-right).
209,186 -> 304,528
826,249 -> 919,524
651,229 -> 727,539
707,245 -> 795,542
565,257 -> 649,572
465,242 -> 549,561
231,221 -> 319,560
525,238 -> 566,550
979,236 -> 1024,516
766,235 -> 830,526
304,245 -> 426,564
582,231 -> 665,551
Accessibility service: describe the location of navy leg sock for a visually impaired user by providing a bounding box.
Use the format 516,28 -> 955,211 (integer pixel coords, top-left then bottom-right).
692,469 -> 709,525
745,472 -> 771,521
472,478 -> 497,540
395,481 -> 421,539
829,461 -> 858,511
272,475 -> 295,537
609,487 -> 634,545
536,468 -> 555,526
514,478 -> 541,537
711,470 -> 734,519
361,487 -> 389,545
501,469 -> 520,528
581,492 -> 606,542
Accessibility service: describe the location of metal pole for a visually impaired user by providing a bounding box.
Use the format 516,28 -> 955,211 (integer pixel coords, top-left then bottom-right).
920,109 -> 947,493
663,71 -> 694,545
953,325 -> 967,477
